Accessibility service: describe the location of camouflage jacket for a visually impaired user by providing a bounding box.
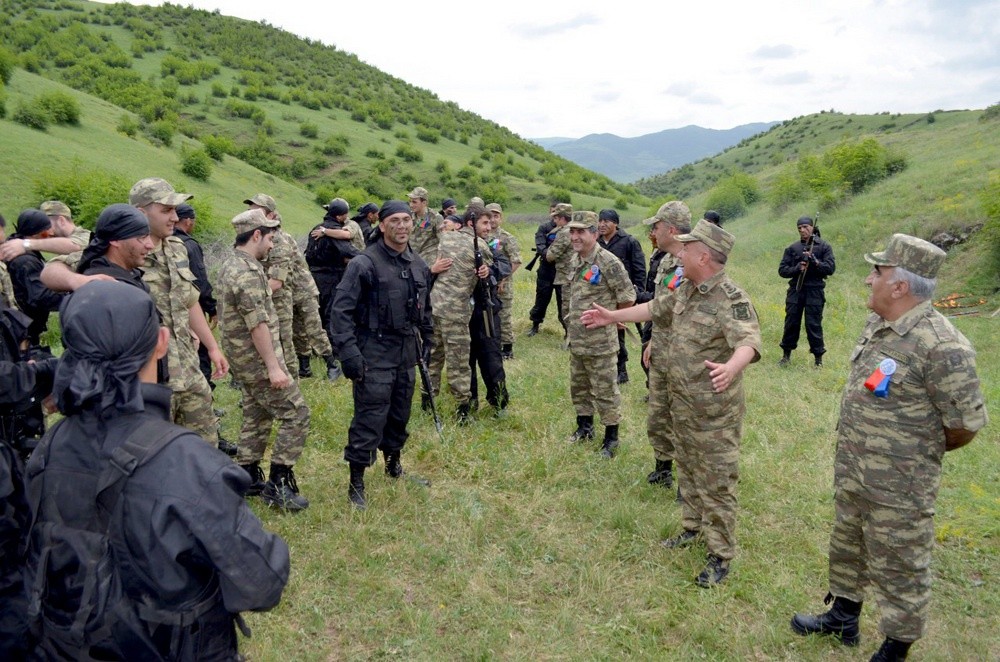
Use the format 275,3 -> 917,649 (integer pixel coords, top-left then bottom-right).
835,301 -> 987,510
344,219 -> 366,252
545,226 -> 574,285
143,237 -> 201,391
409,209 -> 443,266
217,248 -> 283,380
488,228 -> 523,277
0,261 -> 18,310
430,227 -> 493,325
566,245 -> 635,355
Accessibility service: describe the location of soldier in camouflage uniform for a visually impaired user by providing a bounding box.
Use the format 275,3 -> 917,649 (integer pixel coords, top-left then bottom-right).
544,203 -> 574,335
792,234 -> 987,662
0,200 -> 90,264
217,210 -> 310,512
564,212 -> 636,458
428,205 -> 493,423
408,186 -> 443,266
485,203 -> 522,359
582,219 -> 761,587
132,179 -> 227,442
639,201 -> 691,490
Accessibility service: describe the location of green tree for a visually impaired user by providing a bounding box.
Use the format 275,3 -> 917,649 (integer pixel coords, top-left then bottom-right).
180,147 -> 213,181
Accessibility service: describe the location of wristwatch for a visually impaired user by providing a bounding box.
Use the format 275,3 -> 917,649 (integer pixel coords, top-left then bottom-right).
22,239 -> 31,250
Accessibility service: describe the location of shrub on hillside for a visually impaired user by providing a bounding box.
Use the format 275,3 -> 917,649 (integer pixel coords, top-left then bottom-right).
0,46 -> 15,85
299,121 -> 318,138
416,126 -> 440,144
12,103 -> 50,131
201,134 -> 234,161
395,142 -> 423,163
33,165 -> 130,226
548,189 -> 572,204
146,119 -> 175,146
981,101 -> 1000,122
705,180 -> 750,220
180,147 -> 213,181
116,113 -> 139,137
320,134 -> 349,156
34,91 -> 81,125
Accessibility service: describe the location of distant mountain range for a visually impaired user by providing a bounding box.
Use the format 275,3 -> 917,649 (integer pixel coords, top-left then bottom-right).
533,123 -> 779,183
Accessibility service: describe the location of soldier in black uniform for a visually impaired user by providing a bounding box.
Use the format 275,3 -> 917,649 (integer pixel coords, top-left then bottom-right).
329,201 -> 434,510
5,210 -> 66,348
778,216 -> 836,366
173,204 -> 218,387
597,209 -> 646,384
526,203 -> 560,336
353,202 -> 381,246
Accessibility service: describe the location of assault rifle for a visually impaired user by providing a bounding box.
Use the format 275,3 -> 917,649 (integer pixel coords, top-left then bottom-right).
795,212 -> 819,293
473,235 -> 496,339
414,334 -> 444,442
524,247 -> 542,272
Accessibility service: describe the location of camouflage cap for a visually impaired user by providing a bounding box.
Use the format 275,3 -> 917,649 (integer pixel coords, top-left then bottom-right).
469,196 -> 485,206
129,178 -> 192,207
567,210 -> 599,230
40,200 -> 72,218
675,219 -> 736,256
551,203 -> 573,219
408,186 -> 429,200
243,193 -> 277,213
231,208 -> 279,234
643,200 -> 691,226
485,203 -> 503,214
864,233 -> 946,279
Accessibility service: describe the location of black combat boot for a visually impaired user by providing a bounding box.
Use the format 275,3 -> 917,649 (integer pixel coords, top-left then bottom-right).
600,425 -> 619,459
617,368 -> 629,385
383,451 -> 431,486
348,463 -> 366,510
526,323 -> 540,337
501,343 -> 514,360
778,349 -> 792,367
240,462 -> 266,497
869,637 -> 911,662
813,353 -> 823,368
661,529 -> 699,549
647,459 -> 673,486
790,593 -> 862,646
696,554 -> 730,587
297,354 -> 313,378
456,402 -> 473,426
261,464 -> 309,512
568,415 -> 594,443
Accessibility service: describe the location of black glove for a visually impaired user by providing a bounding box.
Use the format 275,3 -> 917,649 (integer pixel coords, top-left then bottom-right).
341,354 -> 365,381
421,339 -> 433,367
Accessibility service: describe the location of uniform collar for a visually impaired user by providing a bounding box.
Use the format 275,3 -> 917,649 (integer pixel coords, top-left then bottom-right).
692,269 -> 727,295
877,300 -> 933,336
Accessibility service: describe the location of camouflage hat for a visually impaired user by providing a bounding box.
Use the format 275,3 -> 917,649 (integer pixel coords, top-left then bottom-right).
551,203 -> 573,219
675,219 -> 736,257
40,200 -> 72,218
485,203 -> 503,214
643,200 -> 691,226
243,193 -> 277,213
408,186 -> 429,200
864,233 -> 946,279
469,196 -> 485,206
231,208 -> 279,234
129,178 -> 192,207
567,210 -> 599,230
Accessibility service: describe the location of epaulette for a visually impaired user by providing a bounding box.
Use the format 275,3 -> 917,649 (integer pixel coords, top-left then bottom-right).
721,281 -> 741,300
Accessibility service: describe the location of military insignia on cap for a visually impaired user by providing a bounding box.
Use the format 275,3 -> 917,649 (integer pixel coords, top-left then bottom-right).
732,302 -> 751,321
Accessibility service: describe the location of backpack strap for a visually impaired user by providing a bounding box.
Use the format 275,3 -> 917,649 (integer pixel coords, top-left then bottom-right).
95,418 -> 188,516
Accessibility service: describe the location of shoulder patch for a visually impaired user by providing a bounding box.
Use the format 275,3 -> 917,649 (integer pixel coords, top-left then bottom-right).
721,281 -> 741,300
732,302 -> 751,321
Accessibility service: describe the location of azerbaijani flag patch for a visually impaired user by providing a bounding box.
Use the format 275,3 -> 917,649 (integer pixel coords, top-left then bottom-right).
863,358 -> 896,398
581,264 -> 602,284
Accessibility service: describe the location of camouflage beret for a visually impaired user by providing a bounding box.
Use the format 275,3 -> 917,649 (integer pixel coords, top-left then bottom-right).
864,233 -> 946,279
408,186 -> 429,200
243,193 -> 277,213
643,200 -> 691,226
40,200 -> 72,218
231,208 -> 279,234
129,178 -> 192,207
567,210 -> 598,230
551,203 -> 573,219
675,219 -> 735,257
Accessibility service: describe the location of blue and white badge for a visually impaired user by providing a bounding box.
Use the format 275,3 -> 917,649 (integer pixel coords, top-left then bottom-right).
879,358 -> 897,376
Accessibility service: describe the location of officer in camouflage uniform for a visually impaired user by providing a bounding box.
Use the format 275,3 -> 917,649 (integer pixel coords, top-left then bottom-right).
792,234 -> 987,662
485,203 -> 522,359
131,178 -> 227,442
217,209 -> 310,512
408,186 -> 443,266
544,203 -> 574,335
565,211 -> 636,458
581,220 -> 761,587
428,205 -> 493,423
640,201 -> 691,489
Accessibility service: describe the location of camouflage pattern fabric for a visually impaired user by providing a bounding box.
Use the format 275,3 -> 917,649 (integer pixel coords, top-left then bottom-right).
545,226 -> 574,286
409,209 -> 443,267
344,219 -> 366,252
262,228 -> 300,377
0,262 -> 18,310
829,300 -> 986,641
286,232 -> 331,359
68,225 -> 91,250
143,236 -> 218,441
428,227 -> 492,404
647,254 -> 681,461
650,269 -> 761,560
218,249 -> 308,466
566,246 -> 636,354
491,228 -> 522,345
569,351 -> 621,425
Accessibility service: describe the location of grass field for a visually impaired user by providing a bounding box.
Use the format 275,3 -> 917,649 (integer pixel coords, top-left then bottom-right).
211,206 -> 997,660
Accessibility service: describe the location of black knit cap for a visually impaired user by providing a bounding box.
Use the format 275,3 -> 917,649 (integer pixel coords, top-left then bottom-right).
176,203 -> 196,220
598,209 -> 620,223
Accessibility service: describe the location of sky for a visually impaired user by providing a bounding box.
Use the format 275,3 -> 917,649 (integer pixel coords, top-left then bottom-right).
103,0 -> 999,140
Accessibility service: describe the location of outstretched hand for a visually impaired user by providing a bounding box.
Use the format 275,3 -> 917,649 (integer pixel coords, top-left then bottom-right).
581,303 -> 614,329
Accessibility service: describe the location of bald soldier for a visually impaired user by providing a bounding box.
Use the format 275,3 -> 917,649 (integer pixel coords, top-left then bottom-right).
564,211 -> 636,457
791,234 -> 987,662
582,220 -> 761,587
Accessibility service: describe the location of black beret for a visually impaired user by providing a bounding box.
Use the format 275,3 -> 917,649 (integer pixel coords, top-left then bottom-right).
15,209 -> 52,237
94,204 -> 150,241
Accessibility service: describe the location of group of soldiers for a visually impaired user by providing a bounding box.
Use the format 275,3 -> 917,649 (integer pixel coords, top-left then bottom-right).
0,182 -> 988,661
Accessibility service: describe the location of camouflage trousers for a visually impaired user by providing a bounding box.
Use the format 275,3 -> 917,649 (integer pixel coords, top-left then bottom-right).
671,388 -> 743,560
272,286 -> 298,379
235,378 -> 310,467
498,279 -> 514,345
828,489 -> 933,642
292,284 -> 332,359
170,374 -> 218,443
569,350 -> 621,425
431,315 -> 473,405
646,363 -> 675,461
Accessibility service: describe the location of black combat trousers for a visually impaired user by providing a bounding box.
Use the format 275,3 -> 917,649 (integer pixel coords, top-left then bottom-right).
469,306 -> 508,409
344,366 -> 415,467
780,285 -> 826,357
